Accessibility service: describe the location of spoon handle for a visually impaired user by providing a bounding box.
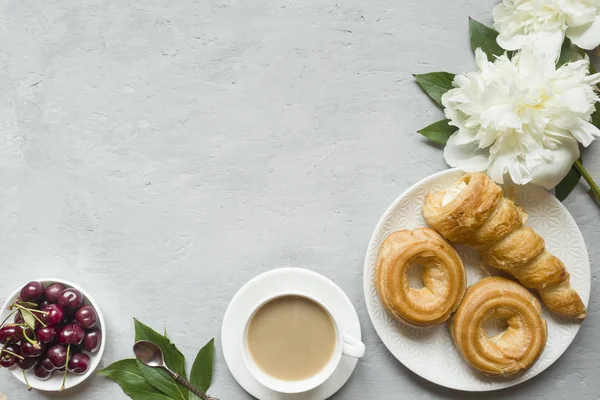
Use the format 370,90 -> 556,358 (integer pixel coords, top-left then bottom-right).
169,371 -> 219,400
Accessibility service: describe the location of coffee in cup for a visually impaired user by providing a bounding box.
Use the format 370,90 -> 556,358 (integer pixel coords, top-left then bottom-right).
241,292 -> 365,393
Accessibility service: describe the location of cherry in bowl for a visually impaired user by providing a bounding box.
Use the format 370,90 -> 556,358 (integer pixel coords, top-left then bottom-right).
0,279 -> 105,392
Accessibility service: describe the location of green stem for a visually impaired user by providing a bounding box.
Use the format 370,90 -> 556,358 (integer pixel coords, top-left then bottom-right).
0,341 -> 25,361
30,312 -> 47,328
0,310 -> 17,328
11,304 -> 48,316
589,58 -> 597,74
0,341 -> 9,357
22,329 -> 40,349
574,160 -> 600,204
60,344 -> 71,391
23,370 -> 32,391
2,349 -> 24,360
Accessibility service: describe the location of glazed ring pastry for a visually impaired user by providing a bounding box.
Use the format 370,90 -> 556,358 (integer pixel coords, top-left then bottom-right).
375,228 -> 466,327
450,276 -> 547,377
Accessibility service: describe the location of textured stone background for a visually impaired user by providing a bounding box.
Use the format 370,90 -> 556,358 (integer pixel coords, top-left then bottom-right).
0,0 -> 598,399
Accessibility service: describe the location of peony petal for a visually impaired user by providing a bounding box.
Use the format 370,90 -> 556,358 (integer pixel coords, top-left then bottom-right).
570,118 -> 600,147
584,72 -> 600,86
561,87 -> 592,113
474,48 -> 490,70
481,104 -> 522,130
564,2 -> 597,27
447,124 -> 477,146
530,30 -> 565,62
515,45 -> 556,75
443,131 -> 490,172
496,33 -> 531,51
529,137 -> 580,189
567,16 -> 600,50
487,135 -> 531,185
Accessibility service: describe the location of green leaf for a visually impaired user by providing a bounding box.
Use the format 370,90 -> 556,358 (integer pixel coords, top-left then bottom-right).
20,310 -> 36,330
556,37 -> 572,68
98,359 -> 173,400
556,159 -> 582,201
413,72 -> 456,107
134,319 -> 187,400
417,119 -> 457,145
469,18 -> 505,60
135,359 -> 184,399
163,327 -> 169,339
189,339 -> 215,399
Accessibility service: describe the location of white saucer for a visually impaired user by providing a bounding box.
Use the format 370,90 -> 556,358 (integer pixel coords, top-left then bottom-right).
222,268 -> 362,400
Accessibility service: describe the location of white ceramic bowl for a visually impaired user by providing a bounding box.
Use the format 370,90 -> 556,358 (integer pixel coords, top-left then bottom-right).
0,278 -> 106,392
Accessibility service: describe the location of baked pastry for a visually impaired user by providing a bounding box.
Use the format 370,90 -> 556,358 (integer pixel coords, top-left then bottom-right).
450,276 -> 547,376
423,172 -> 586,319
375,228 -> 466,327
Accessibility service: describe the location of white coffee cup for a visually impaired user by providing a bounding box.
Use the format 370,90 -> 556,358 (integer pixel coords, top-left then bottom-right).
241,291 -> 365,394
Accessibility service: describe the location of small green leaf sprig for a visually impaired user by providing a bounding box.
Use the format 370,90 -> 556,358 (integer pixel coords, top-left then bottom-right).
414,18 -> 600,205
98,319 -> 215,400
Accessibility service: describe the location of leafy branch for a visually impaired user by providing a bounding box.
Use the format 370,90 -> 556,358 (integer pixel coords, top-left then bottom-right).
98,319 -> 216,400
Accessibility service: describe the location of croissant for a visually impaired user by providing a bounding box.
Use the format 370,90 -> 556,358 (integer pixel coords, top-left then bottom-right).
450,276 -> 547,376
375,228 -> 466,327
423,172 -> 586,320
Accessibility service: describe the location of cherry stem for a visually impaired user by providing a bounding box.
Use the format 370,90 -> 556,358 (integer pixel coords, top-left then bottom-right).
22,329 -> 40,349
0,310 -> 17,328
11,304 -> 48,316
30,312 -> 47,328
0,341 -> 10,357
23,370 -> 32,391
2,349 -> 24,360
60,344 -> 70,391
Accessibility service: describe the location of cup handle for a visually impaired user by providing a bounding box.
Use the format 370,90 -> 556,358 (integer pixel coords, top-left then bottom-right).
341,333 -> 365,358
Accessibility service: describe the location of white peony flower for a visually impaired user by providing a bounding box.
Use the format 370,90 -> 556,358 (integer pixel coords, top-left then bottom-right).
442,47 -> 600,189
493,0 -> 600,60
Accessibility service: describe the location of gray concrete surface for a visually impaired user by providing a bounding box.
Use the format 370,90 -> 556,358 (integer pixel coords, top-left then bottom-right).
0,0 -> 598,399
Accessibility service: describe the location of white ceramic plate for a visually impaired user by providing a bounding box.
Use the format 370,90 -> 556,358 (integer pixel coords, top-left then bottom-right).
222,268 -> 361,400
363,169 -> 591,391
0,278 -> 106,392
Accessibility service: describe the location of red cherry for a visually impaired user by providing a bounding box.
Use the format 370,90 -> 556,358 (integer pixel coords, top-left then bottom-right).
33,364 -> 53,380
44,283 -> 67,303
0,345 -> 21,368
41,304 -> 65,326
0,325 -> 25,344
37,326 -> 57,343
58,324 -> 85,345
40,357 -> 56,372
47,344 -> 68,369
75,306 -> 98,329
83,328 -> 102,353
20,281 -> 45,302
20,341 -> 46,358
17,355 -> 39,371
67,353 -> 91,375
57,288 -> 84,313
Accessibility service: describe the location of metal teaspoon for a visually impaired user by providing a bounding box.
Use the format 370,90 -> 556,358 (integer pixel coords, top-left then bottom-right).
133,340 -> 219,400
